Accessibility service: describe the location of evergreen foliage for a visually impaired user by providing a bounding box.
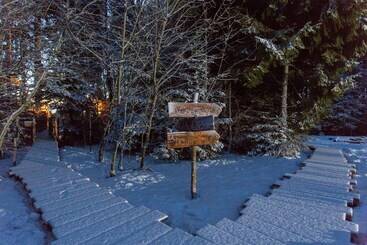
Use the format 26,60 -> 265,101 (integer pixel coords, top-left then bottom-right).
205,0 -> 367,156
1,0 -> 367,162
321,62 -> 367,135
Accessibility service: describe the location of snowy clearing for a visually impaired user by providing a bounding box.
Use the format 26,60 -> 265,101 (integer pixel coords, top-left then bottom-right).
0,157 -> 45,245
60,146 -> 305,232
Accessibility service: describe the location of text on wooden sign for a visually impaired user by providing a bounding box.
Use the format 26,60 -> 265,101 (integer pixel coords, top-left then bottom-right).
168,102 -> 222,118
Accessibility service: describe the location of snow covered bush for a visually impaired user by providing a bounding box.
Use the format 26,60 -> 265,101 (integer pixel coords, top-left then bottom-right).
232,110 -> 302,157
152,142 -> 224,161
152,144 -> 179,161
321,70 -> 367,136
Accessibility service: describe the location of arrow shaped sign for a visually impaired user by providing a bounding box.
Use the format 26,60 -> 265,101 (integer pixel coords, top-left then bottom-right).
176,116 -> 214,132
167,130 -> 220,149
168,102 -> 222,118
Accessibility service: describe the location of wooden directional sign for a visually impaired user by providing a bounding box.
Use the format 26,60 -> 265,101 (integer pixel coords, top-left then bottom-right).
167,130 -> 220,149
167,95 -> 223,199
168,102 -> 222,118
176,116 -> 214,132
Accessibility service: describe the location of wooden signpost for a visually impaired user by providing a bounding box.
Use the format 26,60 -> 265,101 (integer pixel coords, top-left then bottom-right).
167,93 -> 222,199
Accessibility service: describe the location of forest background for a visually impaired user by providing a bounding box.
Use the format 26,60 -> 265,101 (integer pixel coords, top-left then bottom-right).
1,0 -> 367,170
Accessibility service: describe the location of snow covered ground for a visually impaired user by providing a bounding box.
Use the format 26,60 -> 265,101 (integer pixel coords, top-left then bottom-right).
5,134 -> 366,243
308,136 -> 367,241
0,155 -> 46,245
60,146 -> 305,233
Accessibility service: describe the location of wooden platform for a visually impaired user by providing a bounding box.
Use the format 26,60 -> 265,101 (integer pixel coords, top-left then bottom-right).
9,140 -> 360,244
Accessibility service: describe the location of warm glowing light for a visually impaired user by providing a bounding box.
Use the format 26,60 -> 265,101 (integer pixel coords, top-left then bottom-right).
10,75 -> 21,86
34,102 -> 50,115
39,104 -> 49,112
96,99 -> 108,115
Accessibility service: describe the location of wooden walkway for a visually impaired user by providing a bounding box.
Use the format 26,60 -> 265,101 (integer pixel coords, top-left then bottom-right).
9,140 -> 360,244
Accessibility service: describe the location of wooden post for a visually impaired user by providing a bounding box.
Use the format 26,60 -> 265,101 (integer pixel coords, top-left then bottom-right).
13,118 -> 20,165
55,117 -> 59,141
46,110 -> 50,132
167,95 -> 222,199
32,117 -> 36,144
12,137 -> 17,165
191,92 -> 199,199
55,116 -> 61,161
52,118 -> 55,138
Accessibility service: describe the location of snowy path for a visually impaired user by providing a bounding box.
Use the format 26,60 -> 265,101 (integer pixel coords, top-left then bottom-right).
0,157 -> 45,245
10,140 -> 182,244
10,139 -> 361,244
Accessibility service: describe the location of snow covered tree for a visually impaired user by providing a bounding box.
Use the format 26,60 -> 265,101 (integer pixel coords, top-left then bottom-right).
2,0 -> 367,161
321,63 -> 367,135
0,0 -> 59,155
219,0 -> 367,156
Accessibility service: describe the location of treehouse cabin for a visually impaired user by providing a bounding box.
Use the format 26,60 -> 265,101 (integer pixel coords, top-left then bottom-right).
34,102 -> 51,132
18,111 -> 36,145
47,99 -> 108,147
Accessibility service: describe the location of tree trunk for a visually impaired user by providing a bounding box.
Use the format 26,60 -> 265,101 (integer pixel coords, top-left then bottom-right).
98,138 -> 106,162
82,110 -> 87,147
110,142 -> 120,177
118,142 -> 125,171
228,81 -> 233,152
118,100 -> 128,171
6,30 -> 12,69
138,7 -> 167,170
109,0 -> 128,175
281,63 -> 289,128
89,110 -> 92,152
98,120 -> 111,162
139,93 -> 158,169
34,15 -> 42,83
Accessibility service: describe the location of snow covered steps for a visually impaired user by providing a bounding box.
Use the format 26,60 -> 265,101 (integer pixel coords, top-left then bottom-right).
10,160 -> 202,245
195,146 -> 359,244
279,147 -> 360,207
9,137 -> 203,245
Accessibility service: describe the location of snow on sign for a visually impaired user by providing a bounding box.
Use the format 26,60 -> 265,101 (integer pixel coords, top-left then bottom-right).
167,130 -> 220,149
168,102 -> 222,118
